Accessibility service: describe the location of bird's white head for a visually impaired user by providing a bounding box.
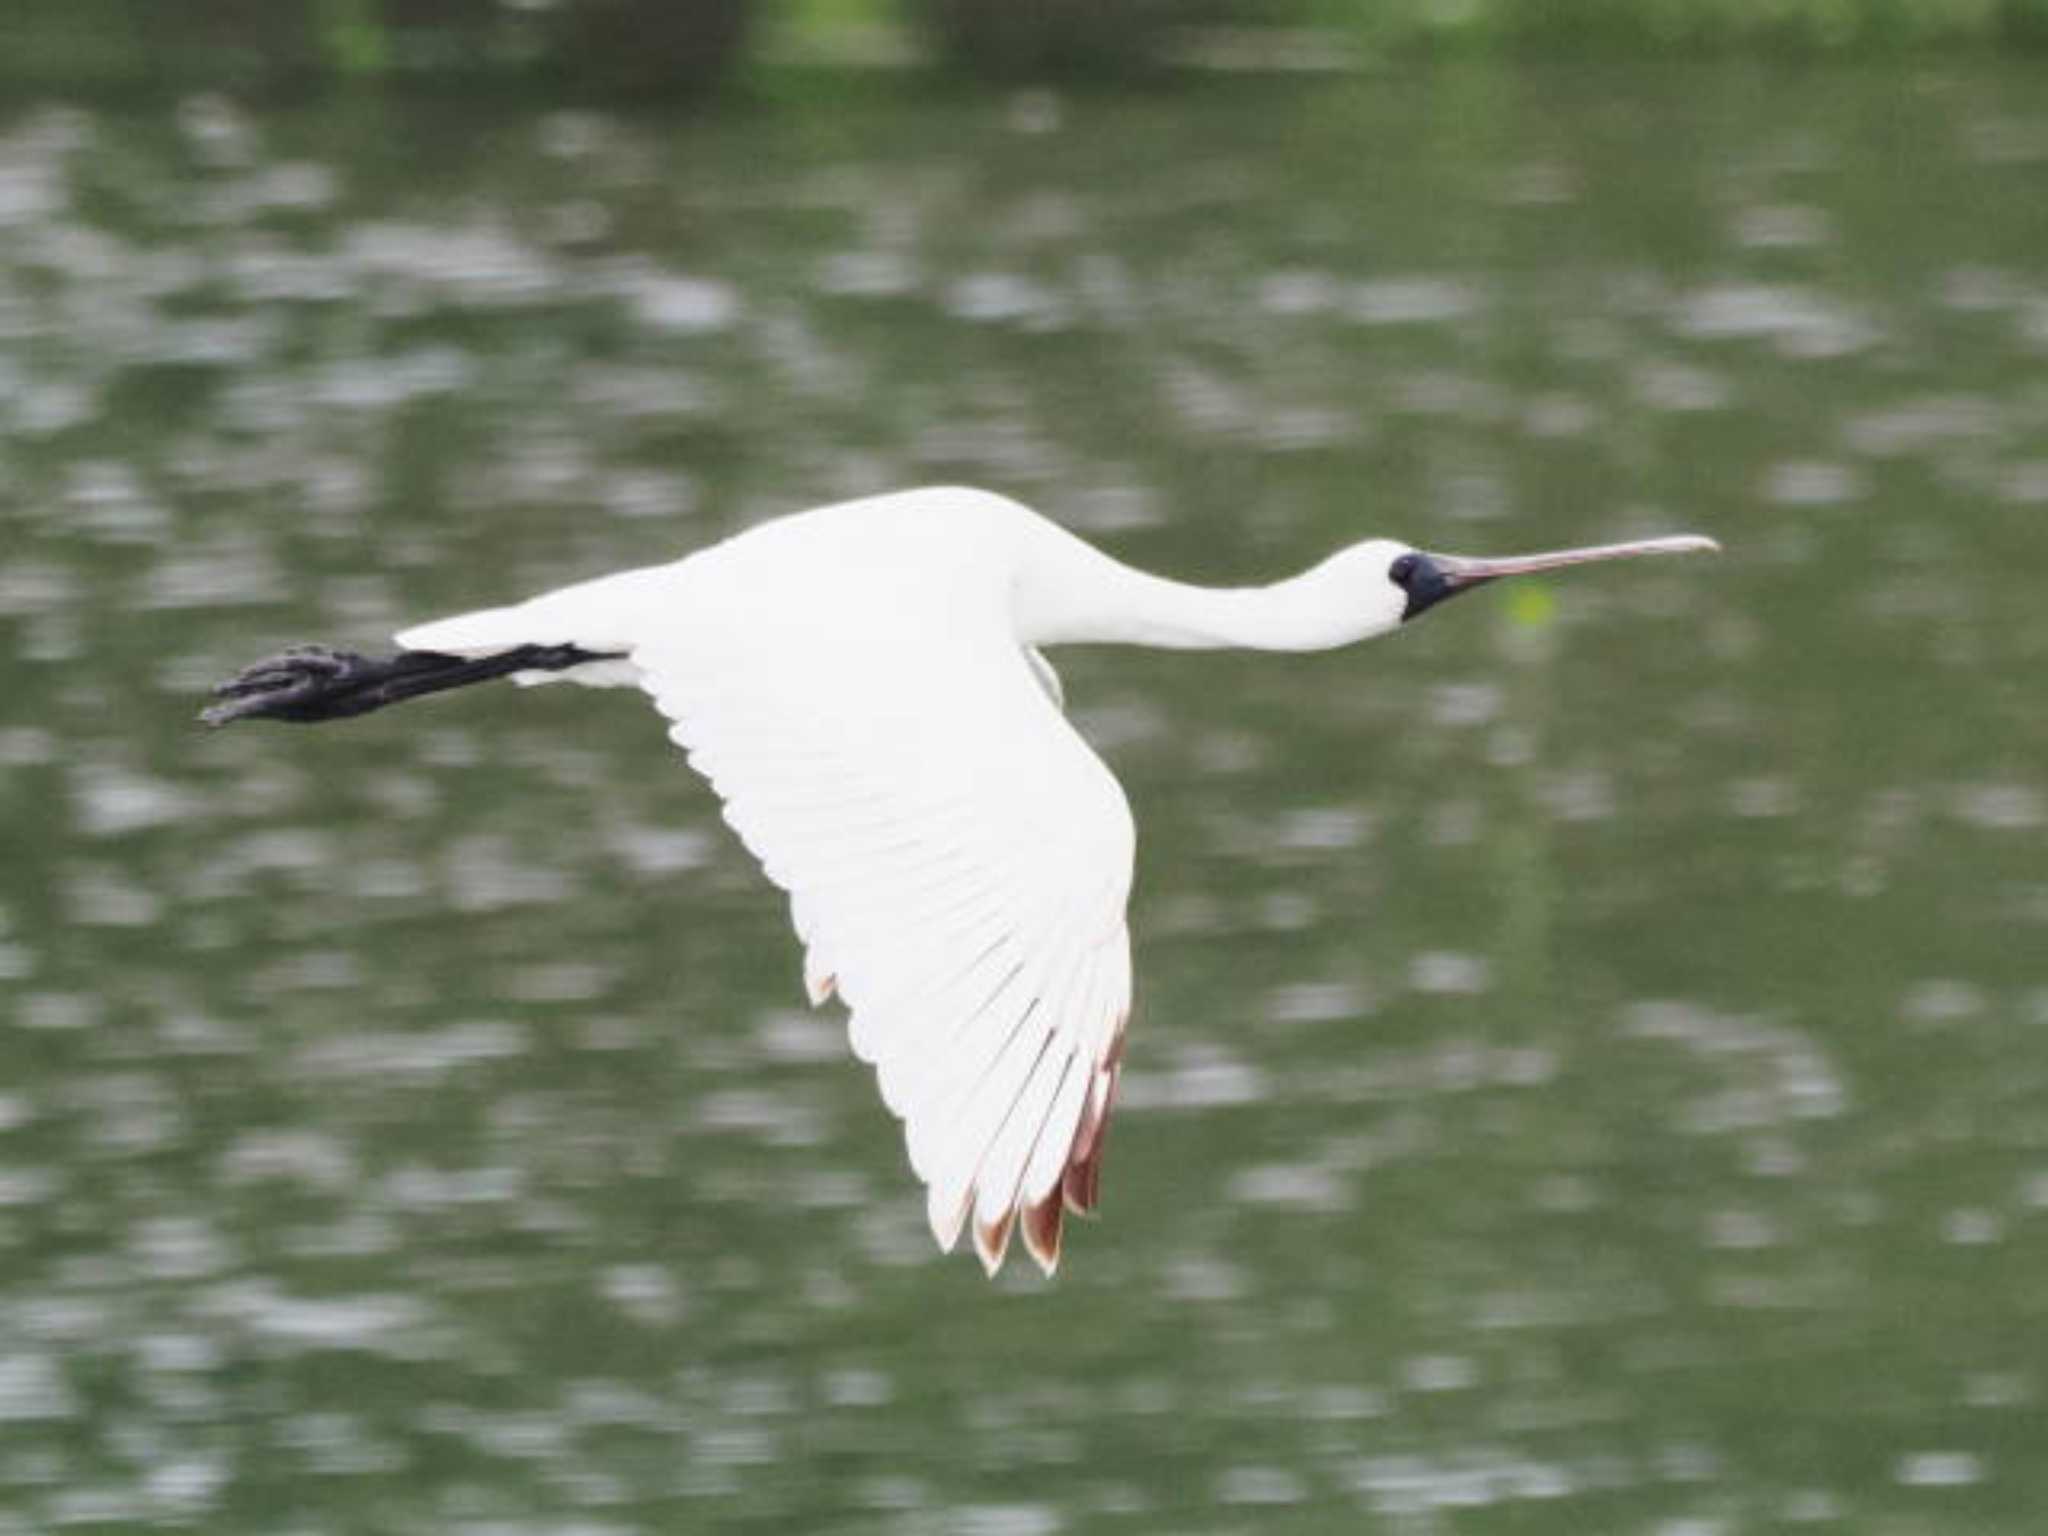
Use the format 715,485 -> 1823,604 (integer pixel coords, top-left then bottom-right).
1297,538 -> 1423,645
1291,530 -> 1724,651
1016,513 -> 1718,653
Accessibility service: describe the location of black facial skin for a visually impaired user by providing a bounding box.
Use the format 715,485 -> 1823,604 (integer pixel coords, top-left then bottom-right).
1389,552 -> 1462,622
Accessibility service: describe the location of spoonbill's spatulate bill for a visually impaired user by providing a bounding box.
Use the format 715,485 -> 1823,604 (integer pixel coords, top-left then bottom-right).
206,486 -> 1718,1276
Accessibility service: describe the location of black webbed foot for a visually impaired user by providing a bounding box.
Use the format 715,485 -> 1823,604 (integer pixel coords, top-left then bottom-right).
201,646 -> 384,727
201,641 -> 621,727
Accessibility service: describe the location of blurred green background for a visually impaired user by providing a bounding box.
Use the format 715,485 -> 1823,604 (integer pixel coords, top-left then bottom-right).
4,5 -> 2048,1535
9,0 -> 2048,92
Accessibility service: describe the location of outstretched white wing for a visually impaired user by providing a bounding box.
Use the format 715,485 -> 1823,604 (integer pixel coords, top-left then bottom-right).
629,567 -> 1134,1276
395,493 -> 1138,1275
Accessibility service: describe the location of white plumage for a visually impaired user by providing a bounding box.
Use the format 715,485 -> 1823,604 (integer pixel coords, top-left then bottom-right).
400,489 -> 1152,1274
232,485 -> 1714,1276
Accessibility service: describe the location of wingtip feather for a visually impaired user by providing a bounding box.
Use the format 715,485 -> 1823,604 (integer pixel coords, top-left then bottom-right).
973,1208 -> 1015,1275
1020,1190 -> 1064,1275
1062,1063 -> 1121,1216
928,1182 -> 970,1254
1063,1157 -> 1100,1216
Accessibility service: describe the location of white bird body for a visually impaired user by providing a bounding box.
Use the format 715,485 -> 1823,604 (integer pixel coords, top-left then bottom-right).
402,489 -> 1160,1274
214,485 -> 1716,1276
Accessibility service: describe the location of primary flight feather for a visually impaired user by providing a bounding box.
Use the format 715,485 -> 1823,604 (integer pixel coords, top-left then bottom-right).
206,485 -> 1716,1276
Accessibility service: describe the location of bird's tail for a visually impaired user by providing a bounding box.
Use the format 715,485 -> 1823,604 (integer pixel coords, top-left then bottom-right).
393,602 -> 541,657
205,563 -> 675,726
395,562 -> 673,658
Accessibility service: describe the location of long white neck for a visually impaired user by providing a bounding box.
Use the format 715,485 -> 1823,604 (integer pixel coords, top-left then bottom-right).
1012,531 -> 1400,653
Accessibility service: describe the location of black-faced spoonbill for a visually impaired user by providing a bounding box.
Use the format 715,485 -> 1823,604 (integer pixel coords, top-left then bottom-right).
206,486 -> 1717,1275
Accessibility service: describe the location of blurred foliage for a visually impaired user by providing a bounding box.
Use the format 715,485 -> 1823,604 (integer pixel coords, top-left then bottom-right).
548,0 -> 753,94
905,0 -> 2048,66
1,0 -> 2047,94
1300,0 -> 2048,52
0,0 -> 754,95
911,0 -> 1254,78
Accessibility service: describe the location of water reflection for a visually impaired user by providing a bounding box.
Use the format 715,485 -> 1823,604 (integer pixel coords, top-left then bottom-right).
4,63 -> 2047,1533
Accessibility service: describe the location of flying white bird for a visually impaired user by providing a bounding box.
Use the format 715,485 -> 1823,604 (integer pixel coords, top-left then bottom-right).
206,486 -> 1716,1276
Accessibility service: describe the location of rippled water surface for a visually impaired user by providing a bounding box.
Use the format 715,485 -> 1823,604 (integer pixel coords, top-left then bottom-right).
5,65 -> 2048,1533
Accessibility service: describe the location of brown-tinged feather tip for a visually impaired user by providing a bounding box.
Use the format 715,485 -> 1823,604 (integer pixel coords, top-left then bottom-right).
973,1207 -> 1015,1275
1021,1190 -> 1065,1274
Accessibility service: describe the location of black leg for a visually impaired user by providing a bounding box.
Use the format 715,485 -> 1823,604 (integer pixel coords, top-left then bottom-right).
201,643 -> 618,727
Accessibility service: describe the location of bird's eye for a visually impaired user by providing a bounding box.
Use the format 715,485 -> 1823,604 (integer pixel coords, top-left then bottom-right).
1388,554 -> 1419,588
